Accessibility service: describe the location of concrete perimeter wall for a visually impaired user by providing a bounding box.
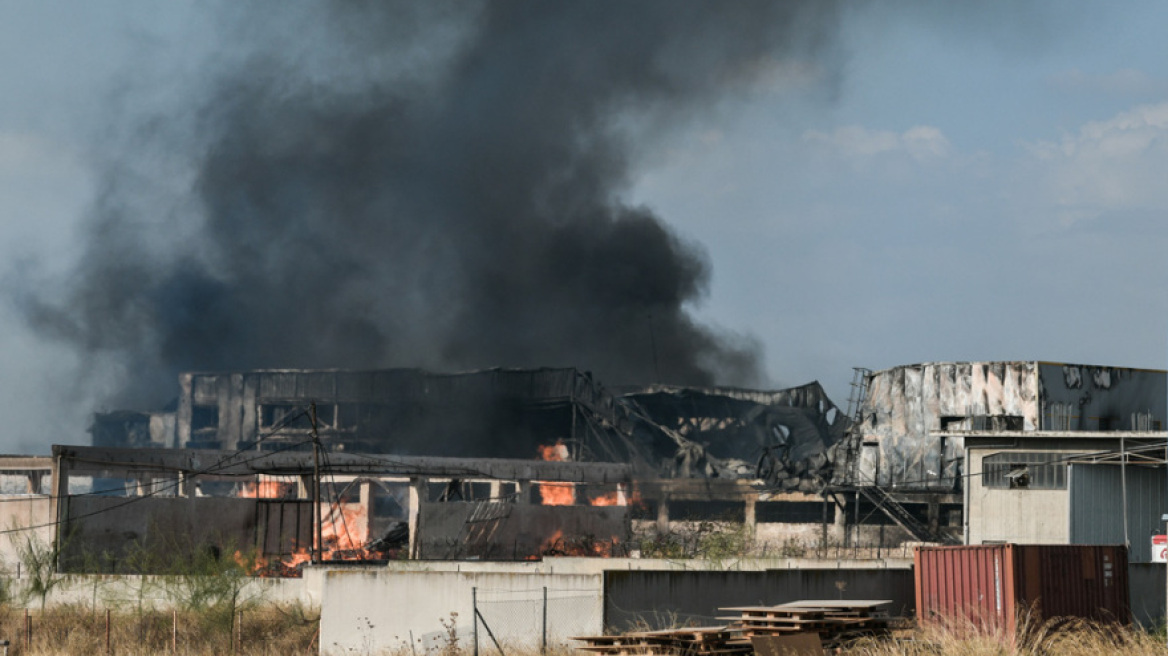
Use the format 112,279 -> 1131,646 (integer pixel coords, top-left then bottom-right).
1,567 -> 321,610
319,566 -> 604,655
318,557 -> 912,655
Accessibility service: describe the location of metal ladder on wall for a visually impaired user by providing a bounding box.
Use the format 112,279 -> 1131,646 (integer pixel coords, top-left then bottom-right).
840,368 -> 871,487
839,367 -> 957,545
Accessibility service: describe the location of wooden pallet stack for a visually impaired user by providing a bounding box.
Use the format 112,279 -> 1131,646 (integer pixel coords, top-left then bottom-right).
573,626 -> 751,656
573,600 -> 892,656
719,601 -> 892,650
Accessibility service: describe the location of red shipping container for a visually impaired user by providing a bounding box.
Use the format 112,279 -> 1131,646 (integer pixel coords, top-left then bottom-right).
915,544 -> 1130,634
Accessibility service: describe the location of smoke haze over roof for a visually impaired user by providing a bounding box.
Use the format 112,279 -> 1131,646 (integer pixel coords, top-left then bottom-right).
23,1 -> 847,408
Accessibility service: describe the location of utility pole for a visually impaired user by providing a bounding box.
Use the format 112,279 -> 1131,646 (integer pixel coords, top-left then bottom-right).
311,402 -> 323,565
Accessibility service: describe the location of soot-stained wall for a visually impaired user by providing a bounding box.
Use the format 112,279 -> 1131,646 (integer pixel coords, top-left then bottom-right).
417,502 -> 631,560
858,362 -> 1165,491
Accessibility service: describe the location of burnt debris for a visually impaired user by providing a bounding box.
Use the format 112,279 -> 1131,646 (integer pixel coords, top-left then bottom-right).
96,366 -> 848,485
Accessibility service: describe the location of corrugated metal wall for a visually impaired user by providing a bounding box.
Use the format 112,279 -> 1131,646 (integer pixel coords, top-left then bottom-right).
1036,364 -> 1166,431
603,568 -> 915,631
1069,464 -> 1167,563
1020,544 -> 1129,624
1127,563 -> 1166,628
915,544 -> 1130,634
914,545 -> 1008,628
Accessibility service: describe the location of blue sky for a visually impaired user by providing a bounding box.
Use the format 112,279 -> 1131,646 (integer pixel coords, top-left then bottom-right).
634,2 -> 1168,397
1,2 -> 1168,450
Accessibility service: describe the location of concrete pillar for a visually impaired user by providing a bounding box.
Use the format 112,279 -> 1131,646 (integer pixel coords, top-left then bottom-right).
298,475 -> 313,500
831,497 -> 847,546
927,497 -> 940,534
50,455 -> 69,557
489,480 -> 502,500
744,495 -> 757,529
26,472 -> 43,495
407,476 -> 427,558
358,479 -> 374,544
179,472 -> 196,498
656,496 -> 670,534
516,480 -> 531,504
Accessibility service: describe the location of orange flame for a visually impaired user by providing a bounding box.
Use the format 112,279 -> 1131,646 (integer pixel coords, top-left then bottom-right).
537,441 -> 569,461
536,440 -> 576,505
238,480 -> 293,499
252,500 -> 399,577
538,528 -> 622,557
538,482 -> 575,506
321,502 -> 369,554
589,489 -> 630,506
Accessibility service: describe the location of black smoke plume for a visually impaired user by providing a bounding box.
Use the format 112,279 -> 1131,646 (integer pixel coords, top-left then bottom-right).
27,1 -> 842,409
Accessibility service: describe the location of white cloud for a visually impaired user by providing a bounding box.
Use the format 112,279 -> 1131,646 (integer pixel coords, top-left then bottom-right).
803,124 -> 950,161
901,126 -> 951,159
1026,102 -> 1168,217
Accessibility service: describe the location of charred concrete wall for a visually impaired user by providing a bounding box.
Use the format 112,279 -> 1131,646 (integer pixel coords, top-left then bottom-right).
858,362 -> 1165,491
90,410 -> 175,449
59,496 -> 261,572
416,502 -> 630,560
1037,363 -> 1165,431
859,362 -> 1039,490
175,367 -> 628,459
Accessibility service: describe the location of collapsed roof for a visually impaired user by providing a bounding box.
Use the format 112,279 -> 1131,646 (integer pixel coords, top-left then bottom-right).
98,367 -> 850,484
619,382 -> 850,487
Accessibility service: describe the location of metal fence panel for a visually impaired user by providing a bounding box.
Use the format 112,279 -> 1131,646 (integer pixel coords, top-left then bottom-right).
473,586 -> 602,653
1069,463 -> 1167,563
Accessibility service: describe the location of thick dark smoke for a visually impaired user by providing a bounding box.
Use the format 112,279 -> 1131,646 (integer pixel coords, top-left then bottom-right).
27,1 -> 843,409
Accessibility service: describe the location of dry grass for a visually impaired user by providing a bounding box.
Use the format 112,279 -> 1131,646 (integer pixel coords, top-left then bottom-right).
0,605 -> 1164,656
0,603 -> 319,655
841,616 -> 1168,656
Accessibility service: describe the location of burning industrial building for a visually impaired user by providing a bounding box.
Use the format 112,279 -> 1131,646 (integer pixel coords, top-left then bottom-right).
17,0 -> 861,573
60,359 -> 1168,574
4,3 -> 1167,651
77,365 -> 849,569
90,367 -> 848,481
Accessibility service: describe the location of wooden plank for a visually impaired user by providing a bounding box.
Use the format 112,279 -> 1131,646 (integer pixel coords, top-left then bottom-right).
750,634 -> 824,656
776,600 -> 891,608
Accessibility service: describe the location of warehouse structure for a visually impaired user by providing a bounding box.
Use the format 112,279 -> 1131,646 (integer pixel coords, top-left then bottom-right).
827,361 -> 1166,547
91,367 -> 847,487
70,360 -> 1168,564
957,430 -> 1168,562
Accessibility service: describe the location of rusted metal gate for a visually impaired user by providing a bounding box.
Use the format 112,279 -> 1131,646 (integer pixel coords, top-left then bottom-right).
255,499 -> 313,558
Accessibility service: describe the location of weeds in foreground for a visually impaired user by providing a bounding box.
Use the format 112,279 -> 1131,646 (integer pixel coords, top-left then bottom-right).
0,602 -> 318,655
843,615 -> 1168,656
1,603 -> 1165,656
